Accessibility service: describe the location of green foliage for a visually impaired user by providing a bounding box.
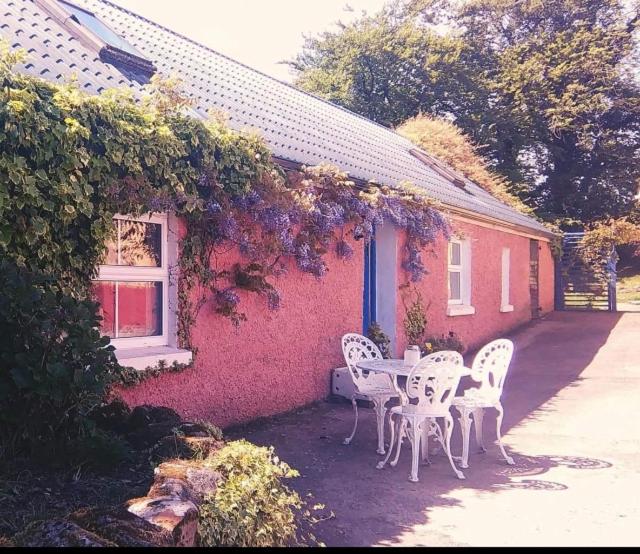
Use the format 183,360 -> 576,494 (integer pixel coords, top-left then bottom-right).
0,36 -> 449,462
193,419 -> 224,441
197,440 -> 302,547
118,360 -> 191,388
400,283 -> 428,345
397,114 -> 535,217
366,321 -> 392,358
422,331 -> 465,356
0,260 -> 122,461
292,0 -> 640,224
580,217 -> 640,264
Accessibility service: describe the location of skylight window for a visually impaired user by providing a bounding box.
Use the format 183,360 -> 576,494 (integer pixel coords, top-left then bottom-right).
54,0 -> 156,81
409,148 -> 473,195
59,0 -> 144,58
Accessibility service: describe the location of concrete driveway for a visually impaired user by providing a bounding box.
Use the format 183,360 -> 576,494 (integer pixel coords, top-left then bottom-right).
228,312 -> 640,546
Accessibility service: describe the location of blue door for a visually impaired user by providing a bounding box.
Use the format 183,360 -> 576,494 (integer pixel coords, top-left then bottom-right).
363,236 -> 377,333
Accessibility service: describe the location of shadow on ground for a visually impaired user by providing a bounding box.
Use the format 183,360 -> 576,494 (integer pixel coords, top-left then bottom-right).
227,311 -> 630,546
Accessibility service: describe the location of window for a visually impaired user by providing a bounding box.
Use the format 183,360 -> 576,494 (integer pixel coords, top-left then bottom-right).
59,0 -> 145,58
409,149 -> 473,194
92,214 -> 168,349
500,247 -> 514,312
448,240 -> 463,305
53,0 -> 156,80
447,238 -> 475,316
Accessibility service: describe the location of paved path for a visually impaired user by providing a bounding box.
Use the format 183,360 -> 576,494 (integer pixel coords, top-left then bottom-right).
229,312 -> 640,546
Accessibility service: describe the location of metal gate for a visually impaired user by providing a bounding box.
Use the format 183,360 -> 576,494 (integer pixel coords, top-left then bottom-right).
556,232 -> 617,311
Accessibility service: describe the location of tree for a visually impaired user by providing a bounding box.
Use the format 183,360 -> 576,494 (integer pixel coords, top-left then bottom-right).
291,0 -> 640,225
289,9 -> 431,126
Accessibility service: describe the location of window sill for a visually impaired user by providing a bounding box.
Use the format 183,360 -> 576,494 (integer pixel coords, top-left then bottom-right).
500,304 -> 514,313
115,346 -> 192,371
446,304 -> 476,317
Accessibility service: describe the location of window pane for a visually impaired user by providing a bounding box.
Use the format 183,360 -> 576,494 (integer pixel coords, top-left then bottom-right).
59,0 -> 147,59
117,282 -> 163,338
120,220 -> 162,267
449,271 -> 461,300
93,281 -> 116,337
450,242 -> 461,266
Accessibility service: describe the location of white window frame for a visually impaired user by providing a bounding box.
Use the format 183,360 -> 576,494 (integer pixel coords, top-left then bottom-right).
94,213 -> 169,349
500,247 -> 514,312
447,238 -> 475,316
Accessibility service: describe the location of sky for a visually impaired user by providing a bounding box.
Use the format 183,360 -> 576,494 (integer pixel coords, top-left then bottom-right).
114,0 -> 389,83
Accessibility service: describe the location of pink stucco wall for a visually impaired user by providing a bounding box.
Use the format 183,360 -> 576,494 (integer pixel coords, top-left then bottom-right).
118,231 -> 364,428
119,215 -> 554,428
394,220 -> 555,354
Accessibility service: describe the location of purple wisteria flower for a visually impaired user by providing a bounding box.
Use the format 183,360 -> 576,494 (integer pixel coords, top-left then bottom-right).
216,287 -> 240,307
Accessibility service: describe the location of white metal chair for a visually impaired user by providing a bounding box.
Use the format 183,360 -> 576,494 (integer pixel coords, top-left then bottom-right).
378,350 -> 464,471
379,354 -> 465,482
452,338 -> 515,468
341,333 -> 399,455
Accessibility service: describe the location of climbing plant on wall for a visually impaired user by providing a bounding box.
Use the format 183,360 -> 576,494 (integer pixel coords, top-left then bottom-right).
0,40 -> 450,359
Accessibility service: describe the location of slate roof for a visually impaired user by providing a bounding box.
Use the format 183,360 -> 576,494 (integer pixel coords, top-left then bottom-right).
1,0 -> 552,236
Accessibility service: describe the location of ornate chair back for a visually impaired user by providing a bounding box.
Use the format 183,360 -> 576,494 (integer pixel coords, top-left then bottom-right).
469,339 -> 514,404
405,357 -> 462,415
341,333 -> 391,394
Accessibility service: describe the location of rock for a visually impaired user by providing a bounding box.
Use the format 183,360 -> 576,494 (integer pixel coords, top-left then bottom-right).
124,458 -> 222,546
127,496 -> 199,547
17,521 -> 116,547
152,459 -> 222,503
125,405 -> 184,449
149,435 -> 223,462
89,398 -> 131,435
127,405 -> 182,431
176,421 -> 222,440
69,506 -> 173,547
183,466 -> 223,503
155,460 -> 222,498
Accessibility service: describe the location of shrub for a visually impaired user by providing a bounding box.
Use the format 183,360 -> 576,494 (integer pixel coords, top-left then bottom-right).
400,283 -> 428,345
0,260 -> 123,462
422,331 -> 465,356
367,321 -> 391,358
197,440 -> 302,547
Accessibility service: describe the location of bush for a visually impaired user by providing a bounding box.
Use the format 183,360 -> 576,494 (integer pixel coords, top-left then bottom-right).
197,440 -> 302,547
366,321 -> 391,358
422,331 -> 465,356
0,260 -> 123,462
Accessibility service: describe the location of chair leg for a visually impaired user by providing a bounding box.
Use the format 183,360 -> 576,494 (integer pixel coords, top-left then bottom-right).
473,408 -> 486,453
372,397 -> 387,455
409,421 -> 422,482
377,412 -> 397,469
421,420 -> 431,465
343,396 -> 358,446
454,406 -> 472,469
444,415 -> 465,480
390,418 -> 406,467
495,403 -> 515,465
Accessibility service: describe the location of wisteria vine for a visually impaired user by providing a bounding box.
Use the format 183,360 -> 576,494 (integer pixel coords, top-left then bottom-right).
173,164 -> 450,348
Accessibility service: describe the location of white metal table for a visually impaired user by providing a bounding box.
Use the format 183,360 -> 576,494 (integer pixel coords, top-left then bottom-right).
355,358 -> 472,380
355,358 -> 472,470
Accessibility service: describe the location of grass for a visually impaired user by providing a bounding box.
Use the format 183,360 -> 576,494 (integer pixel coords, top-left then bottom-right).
617,273 -> 640,303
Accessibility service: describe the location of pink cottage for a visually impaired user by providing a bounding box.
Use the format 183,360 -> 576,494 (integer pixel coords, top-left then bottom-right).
5,0 -> 556,427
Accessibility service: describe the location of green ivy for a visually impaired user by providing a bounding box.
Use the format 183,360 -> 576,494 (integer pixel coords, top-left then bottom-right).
197,440 -> 302,547
1,40 -> 449,382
